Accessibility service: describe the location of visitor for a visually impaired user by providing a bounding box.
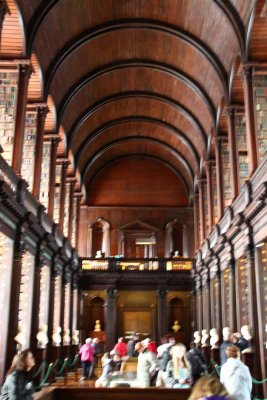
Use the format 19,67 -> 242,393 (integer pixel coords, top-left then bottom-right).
186,341 -> 208,385
220,345 -> 252,400
188,375 -> 230,400
135,341 -> 159,387
0,349 -> 35,400
114,337 -> 128,358
79,338 -> 94,380
166,343 -> 192,388
95,353 -> 122,387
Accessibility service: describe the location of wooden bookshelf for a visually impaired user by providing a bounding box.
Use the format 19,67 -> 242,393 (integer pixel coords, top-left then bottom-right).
235,113 -> 249,189
211,164 -> 219,223
39,140 -> 51,210
204,182 -> 209,234
52,275 -> 62,345
18,251 -> 35,348
222,268 -> 230,327
63,282 -> 71,345
38,266 -> 50,333
237,256 -> 249,328
257,242 -> 267,348
221,142 -> 231,207
0,232 -> 14,379
71,197 -> 77,247
254,75 -> 267,163
63,182 -> 70,237
53,164 -> 62,224
21,110 -> 37,192
0,71 -> 18,166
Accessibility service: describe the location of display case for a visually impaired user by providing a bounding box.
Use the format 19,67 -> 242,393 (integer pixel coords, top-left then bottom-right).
21,110 -> 37,192
221,142 -> 231,207
18,251 -> 35,348
254,75 -> 267,163
39,140 -> 51,210
0,232 -> 14,379
0,70 -> 18,166
63,182 -> 70,237
237,256 -> 249,329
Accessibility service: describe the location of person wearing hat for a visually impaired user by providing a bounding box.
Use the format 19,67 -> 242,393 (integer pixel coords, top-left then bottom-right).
134,341 -> 159,387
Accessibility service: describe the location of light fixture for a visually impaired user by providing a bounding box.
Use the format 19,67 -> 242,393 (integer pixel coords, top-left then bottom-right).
136,237 -> 156,245
256,241 -> 265,248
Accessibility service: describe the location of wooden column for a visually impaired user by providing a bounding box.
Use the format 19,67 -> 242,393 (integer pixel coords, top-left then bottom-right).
59,160 -> 69,232
215,138 -> 224,220
47,137 -> 60,218
203,269 -> 211,332
205,160 -> 214,232
225,108 -> 239,200
196,275 -> 203,331
198,180 -> 206,243
67,179 -> 76,243
193,193 -> 199,251
240,65 -> 258,176
32,104 -> 48,198
12,62 -> 32,174
215,262 -> 222,333
157,289 -> 167,342
105,289 -> 117,351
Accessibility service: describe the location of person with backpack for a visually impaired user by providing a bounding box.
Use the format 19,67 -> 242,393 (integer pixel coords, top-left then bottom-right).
186,341 -> 208,385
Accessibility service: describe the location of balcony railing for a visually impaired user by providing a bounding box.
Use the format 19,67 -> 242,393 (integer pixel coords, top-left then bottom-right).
81,257 -> 193,272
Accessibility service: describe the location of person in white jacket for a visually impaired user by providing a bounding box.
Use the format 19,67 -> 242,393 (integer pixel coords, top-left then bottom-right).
220,345 -> 252,400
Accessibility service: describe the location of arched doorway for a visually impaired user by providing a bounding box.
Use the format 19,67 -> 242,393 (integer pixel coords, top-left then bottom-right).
165,220 -> 187,257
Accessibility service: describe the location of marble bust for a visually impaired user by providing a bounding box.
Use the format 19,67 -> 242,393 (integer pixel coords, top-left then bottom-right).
94,319 -> 101,332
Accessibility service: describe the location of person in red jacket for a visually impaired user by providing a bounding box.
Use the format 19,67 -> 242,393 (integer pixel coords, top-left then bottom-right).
79,338 -> 94,380
114,337 -> 128,358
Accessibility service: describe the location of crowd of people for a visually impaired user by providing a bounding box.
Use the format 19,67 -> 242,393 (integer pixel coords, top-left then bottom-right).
0,327 -> 254,399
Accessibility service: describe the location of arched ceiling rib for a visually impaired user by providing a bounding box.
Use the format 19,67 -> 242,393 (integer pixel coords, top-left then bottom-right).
75,119 -> 200,175
13,0 -> 258,204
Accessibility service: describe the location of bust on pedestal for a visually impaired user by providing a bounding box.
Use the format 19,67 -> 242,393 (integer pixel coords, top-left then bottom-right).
94,320 -> 101,332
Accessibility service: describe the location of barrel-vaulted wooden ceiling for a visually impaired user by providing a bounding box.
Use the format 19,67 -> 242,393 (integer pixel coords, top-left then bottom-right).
7,0 -> 267,205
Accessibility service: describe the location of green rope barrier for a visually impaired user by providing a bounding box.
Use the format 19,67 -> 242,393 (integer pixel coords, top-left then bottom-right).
252,397 -> 267,400
68,354 -> 79,368
252,377 -> 267,384
33,361 -> 47,378
39,363 -> 54,386
57,358 -> 69,376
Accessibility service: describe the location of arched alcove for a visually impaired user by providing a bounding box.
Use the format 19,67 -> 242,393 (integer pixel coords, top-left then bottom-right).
88,217 -> 111,257
165,220 -> 185,257
168,297 -> 184,332
87,296 -> 105,333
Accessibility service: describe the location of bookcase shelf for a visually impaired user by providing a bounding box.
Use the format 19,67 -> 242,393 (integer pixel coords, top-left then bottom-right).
221,142 -> 231,207
21,110 -> 37,192
254,75 -> 267,163
0,71 -> 18,166
39,141 -> 51,210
